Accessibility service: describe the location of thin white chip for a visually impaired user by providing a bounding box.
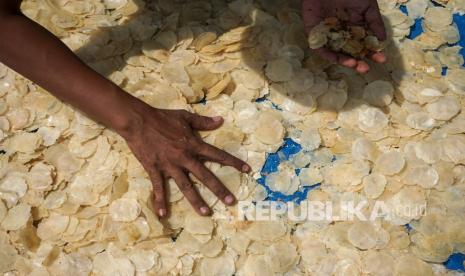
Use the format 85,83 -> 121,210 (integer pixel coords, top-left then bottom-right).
109,198 -> 141,222
375,151 -> 405,176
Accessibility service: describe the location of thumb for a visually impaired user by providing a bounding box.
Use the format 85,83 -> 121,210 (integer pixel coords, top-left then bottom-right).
302,0 -> 325,33
365,1 -> 387,41
187,114 -> 224,131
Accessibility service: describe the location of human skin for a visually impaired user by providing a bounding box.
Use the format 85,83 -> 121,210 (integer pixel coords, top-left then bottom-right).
302,0 -> 388,73
0,0 -> 386,217
0,0 -> 251,217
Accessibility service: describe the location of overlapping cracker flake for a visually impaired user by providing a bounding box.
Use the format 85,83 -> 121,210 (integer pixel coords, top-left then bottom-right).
0,0 -> 464,274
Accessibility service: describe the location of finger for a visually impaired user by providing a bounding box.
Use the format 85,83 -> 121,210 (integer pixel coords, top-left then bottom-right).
185,161 -> 236,206
314,48 -> 357,68
365,0 -> 387,41
356,60 -> 370,74
338,55 -> 358,68
185,113 -> 224,131
149,169 -> 167,217
197,142 -> 251,173
370,52 -> 387,63
170,169 -> 211,216
302,0 -> 325,33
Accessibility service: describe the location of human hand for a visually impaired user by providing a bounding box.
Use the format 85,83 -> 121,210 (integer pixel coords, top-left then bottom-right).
120,101 -> 251,217
302,0 -> 387,73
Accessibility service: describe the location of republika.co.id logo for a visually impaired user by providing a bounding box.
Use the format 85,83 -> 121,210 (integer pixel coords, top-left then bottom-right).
235,200 -> 427,222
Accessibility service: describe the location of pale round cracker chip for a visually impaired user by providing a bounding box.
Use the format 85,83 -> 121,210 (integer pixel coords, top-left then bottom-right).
403,165 -> 439,189
109,198 -> 141,222
37,214 -> 70,240
245,221 -> 287,241
358,106 -> 389,133
347,222 -> 378,250
243,255 -> 273,276
425,96 -> 461,121
352,137 -> 378,161
288,69 -> 314,93
375,151 -> 405,176
406,112 -> 436,130
266,167 -> 300,195
184,214 -> 214,235
1,203 -> 31,231
128,249 -> 158,272
200,253 -> 236,276
362,251 -> 394,276
424,7 -> 453,31
92,251 -> 135,276
264,240 -> 298,273
393,254 -> 433,276
254,111 -> 285,145
413,141 -> 441,164
363,80 -> 394,107
265,58 -> 294,82
363,173 -> 387,199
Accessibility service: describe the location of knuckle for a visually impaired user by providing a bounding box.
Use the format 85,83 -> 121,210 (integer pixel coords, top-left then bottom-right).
161,164 -> 175,175
189,136 -> 204,148
185,158 -> 197,169
201,172 -> 215,184
177,152 -> 192,163
197,143 -> 210,155
153,192 -> 165,203
161,166 -> 179,179
156,156 -> 171,168
155,197 -> 165,205
152,184 -> 164,194
199,171 -> 226,194
213,183 -> 228,196
216,150 -> 228,162
148,170 -> 162,181
178,180 -> 194,192
187,136 -> 202,147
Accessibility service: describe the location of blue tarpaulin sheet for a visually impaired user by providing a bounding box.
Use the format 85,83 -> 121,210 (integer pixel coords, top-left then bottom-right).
256,5 -> 465,272
256,138 -> 322,203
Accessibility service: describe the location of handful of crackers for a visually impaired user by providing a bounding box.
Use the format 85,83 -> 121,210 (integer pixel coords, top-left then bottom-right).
307,10 -> 386,58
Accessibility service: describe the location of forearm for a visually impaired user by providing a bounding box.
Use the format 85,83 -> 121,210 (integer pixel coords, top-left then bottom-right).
0,12 -> 142,135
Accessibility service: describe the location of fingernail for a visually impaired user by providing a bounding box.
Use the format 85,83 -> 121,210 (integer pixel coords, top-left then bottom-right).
242,164 -> 251,173
200,206 -> 210,215
212,116 -> 222,122
224,195 -> 235,205
158,209 -> 166,217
